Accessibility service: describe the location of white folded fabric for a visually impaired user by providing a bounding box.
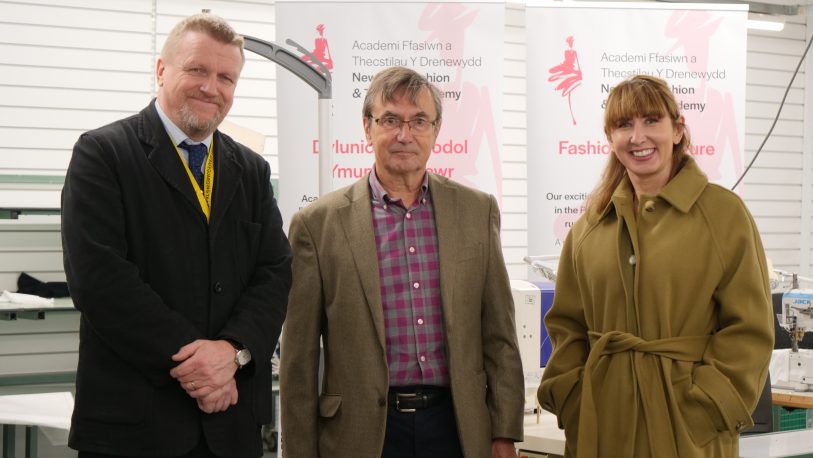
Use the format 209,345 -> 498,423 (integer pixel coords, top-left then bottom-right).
0,290 -> 55,306
0,392 -> 73,430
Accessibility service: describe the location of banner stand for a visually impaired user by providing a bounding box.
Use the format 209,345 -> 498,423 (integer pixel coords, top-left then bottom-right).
244,36 -> 334,196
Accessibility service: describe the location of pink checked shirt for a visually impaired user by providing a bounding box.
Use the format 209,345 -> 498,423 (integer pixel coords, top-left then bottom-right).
369,169 -> 449,387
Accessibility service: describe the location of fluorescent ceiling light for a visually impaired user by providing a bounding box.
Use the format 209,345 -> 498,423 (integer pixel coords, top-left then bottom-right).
656,0 -> 800,16
747,16 -> 785,31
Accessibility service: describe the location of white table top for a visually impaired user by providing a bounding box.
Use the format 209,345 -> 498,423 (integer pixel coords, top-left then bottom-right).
517,410 -> 813,458
740,428 -> 813,457
516,411 -> 566,456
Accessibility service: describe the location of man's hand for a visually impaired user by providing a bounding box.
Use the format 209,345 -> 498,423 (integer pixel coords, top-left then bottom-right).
492,438 -> 517,458
170,339 -> 237,398
196,377 -> 239,413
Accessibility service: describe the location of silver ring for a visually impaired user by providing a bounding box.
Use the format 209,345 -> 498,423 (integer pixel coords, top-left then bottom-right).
189,382 -> 196,391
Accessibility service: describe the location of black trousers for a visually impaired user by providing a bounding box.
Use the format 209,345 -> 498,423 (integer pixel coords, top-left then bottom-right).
381,391 -> 464,458
77,436 -> 218,458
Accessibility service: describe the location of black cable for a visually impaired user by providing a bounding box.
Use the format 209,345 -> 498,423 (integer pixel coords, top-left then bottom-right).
731,30 -> 813,191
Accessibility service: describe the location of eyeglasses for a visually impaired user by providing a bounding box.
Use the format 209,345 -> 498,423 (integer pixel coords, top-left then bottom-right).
371,116 -> 438,134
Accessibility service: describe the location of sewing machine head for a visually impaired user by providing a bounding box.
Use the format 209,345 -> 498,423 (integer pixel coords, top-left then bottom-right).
780,290 -> 813,352
523,255 -> 559,282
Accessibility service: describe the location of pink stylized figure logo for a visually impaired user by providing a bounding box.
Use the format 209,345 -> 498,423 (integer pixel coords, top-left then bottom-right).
418,4 -> 503,199
548,36 -> 582,125
665,11 -> 742,183
302,24 -> 333,72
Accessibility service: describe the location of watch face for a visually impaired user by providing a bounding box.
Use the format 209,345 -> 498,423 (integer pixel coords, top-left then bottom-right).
236,348 -> 251,367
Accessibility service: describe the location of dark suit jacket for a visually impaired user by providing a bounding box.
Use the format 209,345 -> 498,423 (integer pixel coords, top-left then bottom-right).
280,174 -> 525,457
61,101 -> 292,457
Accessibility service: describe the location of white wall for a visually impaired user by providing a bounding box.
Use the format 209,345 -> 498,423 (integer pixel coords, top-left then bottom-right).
0,0 -> 808,286
743,15 -> 810,275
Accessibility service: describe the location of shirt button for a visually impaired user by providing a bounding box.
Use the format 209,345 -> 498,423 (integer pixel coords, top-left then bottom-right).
417,318 -> 424,325
383,204 -> 388,210
413,282 -> 420,289
213,282 -> 223,293
421,198 -> 427,204
644,200 -> 656,212
405,213 -> 412,220
409,246 -> 416,254
420,355 -> 426,362
629,255 -> 636,265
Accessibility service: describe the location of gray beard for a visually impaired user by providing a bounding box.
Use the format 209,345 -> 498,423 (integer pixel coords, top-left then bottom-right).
178,103 -> 223,138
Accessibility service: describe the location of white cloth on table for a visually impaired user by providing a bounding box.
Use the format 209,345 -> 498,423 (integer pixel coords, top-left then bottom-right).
0,290 -> 55,308
0,392 -> 73,445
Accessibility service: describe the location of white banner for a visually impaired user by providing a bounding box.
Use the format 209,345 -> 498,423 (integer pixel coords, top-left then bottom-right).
526,1 -> 747,257
276,0 -> 505,230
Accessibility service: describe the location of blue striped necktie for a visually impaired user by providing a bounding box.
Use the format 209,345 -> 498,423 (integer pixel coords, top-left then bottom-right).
181,141 -> 207,188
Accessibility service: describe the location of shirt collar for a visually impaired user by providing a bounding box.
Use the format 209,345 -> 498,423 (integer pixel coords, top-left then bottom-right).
368,166 -> 430,206
154,100 -> 212,149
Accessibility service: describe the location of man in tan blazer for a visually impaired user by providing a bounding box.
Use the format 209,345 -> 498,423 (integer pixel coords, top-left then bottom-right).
280,66 -> 524,457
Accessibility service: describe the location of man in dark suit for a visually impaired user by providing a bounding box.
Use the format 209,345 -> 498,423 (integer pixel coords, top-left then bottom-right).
61,13 -> 291,458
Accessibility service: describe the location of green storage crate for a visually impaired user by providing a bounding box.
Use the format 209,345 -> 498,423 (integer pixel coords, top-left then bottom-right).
773,406 -> 812,431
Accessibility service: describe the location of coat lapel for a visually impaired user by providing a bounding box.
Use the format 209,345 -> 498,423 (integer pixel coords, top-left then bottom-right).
209,133 -> 243,238
140,102 -> 207,224
429,174 -> 458,329
339,178 -> 386,349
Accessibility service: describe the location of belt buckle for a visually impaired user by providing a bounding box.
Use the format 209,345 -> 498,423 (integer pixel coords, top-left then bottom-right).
395,392 -> 417,413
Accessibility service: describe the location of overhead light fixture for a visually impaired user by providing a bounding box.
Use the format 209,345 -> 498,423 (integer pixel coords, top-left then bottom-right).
655,0 -> 796,32
747,13 -> 786,31
655,0 -> 800,16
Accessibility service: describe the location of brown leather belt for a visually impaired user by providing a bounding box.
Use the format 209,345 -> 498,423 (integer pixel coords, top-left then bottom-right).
388,386 -> 450,413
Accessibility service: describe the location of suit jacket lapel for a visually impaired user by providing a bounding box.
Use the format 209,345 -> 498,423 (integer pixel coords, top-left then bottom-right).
339,178 -> 386,350
429,174 -> 458,329
141,102 -> 207,224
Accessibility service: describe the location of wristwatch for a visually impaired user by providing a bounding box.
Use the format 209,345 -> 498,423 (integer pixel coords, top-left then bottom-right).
227,340 -> 252,369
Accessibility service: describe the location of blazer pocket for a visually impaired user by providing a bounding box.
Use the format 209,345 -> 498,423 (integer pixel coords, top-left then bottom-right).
318,393 -> 342,418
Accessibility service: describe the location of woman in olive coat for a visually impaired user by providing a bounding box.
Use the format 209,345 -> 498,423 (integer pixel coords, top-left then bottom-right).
538,75 -> 774,458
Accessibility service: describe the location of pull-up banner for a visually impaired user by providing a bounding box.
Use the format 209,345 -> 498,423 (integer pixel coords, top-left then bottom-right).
276,0 -> 505,230
526,1 -> 747,256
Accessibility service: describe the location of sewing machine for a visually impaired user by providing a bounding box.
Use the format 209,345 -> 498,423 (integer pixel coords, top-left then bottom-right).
776,289 -> 813,391
510,278 -> 556,413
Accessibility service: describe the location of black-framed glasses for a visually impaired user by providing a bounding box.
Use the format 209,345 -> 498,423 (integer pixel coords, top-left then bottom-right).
371,116 -> 438,134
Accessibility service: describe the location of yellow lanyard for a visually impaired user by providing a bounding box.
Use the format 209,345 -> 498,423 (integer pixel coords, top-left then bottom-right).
174,142 -> 215,222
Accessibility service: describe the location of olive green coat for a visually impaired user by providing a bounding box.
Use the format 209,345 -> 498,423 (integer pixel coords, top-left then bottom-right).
538,159 -> 773,458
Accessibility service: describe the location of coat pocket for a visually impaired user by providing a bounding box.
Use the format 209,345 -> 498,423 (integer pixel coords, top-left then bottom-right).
676,382 -> 719,447
673,367 -> 722,447
693,365 -> 754,433
318,393 -> 342,418
74,357 -> 152,425
538,366 -> 582,430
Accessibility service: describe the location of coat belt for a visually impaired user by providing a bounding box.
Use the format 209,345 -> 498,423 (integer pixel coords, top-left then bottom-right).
577,331 -> 710,458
